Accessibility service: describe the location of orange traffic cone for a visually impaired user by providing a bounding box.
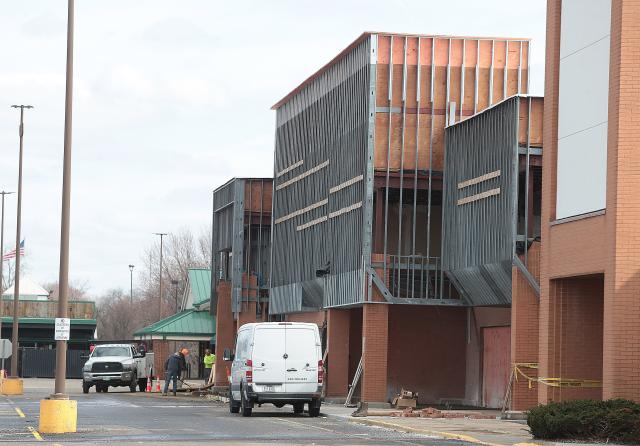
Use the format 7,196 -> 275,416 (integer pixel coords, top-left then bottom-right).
155,377 -> 161,393
146,377 -> 152,392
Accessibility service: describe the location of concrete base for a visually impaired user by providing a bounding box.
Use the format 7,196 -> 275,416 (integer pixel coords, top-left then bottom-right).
0,378 -> 23,395
39,398 -> 77,433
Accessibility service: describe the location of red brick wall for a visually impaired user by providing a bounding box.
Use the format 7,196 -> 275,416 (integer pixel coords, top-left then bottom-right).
387,306 -> 467,404
326,309 -> 350,398
603,0 -> 640,402
214,281 -> 234,386
511,243 -> 540,410
548,276 -> 604,402
152,340 -> 169,378
361,303 -> 389,402
286,311 -> 325,326
541,0 -> 640,404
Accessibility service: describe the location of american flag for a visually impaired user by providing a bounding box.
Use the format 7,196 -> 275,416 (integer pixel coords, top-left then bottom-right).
2,240 -> 25,261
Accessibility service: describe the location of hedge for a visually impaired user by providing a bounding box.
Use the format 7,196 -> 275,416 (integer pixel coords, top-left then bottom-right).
528,399 -> 640,444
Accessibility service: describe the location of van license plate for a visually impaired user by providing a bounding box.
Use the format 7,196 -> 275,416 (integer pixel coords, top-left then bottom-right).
263,385 -> 275,392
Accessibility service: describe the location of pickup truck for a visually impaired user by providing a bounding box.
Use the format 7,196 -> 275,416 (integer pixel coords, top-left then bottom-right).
82,343 -> 153,393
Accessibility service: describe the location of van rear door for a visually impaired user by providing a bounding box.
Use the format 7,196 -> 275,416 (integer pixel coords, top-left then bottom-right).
285,325 -> 320,393
251,325 -> 287,393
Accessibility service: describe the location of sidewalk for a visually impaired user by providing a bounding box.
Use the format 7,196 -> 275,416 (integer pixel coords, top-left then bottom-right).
348,415 -> 542,446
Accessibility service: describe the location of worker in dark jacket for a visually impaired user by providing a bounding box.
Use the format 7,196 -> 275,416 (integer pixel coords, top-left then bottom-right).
162,348 -> 189,396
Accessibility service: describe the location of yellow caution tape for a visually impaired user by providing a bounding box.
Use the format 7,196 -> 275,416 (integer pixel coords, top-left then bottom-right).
513,363 -> 601,389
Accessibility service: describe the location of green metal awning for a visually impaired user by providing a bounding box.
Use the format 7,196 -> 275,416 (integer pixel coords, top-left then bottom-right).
0,317 -> 96,326
133,309 -> 215,340
188,268 -> 211,307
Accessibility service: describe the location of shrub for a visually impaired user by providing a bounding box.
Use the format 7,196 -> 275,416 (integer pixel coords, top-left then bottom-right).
528,399 -> 640,444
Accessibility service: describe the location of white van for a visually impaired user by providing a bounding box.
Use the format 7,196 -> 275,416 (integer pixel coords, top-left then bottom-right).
225,322 -> 323,417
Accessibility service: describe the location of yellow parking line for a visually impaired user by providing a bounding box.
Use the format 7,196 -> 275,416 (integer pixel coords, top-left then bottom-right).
27,426 -> 43,441
15,407 -> 25,418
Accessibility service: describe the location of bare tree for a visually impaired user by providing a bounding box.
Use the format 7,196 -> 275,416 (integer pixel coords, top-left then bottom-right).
96,226 -> 212,339
96,288 -> 143,340
42,280 -> 89,300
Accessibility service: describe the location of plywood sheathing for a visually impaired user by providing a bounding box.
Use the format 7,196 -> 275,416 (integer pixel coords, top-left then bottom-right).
374,35 -> 530,172
518,96 -> 544,148
243,179 -> 273,214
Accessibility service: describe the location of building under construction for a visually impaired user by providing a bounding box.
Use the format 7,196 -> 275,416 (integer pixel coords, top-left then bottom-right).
210,178 -> 273,386
267,32 -> 539,406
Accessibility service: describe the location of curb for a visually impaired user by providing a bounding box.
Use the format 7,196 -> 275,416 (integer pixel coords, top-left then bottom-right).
349,418 -> 505,446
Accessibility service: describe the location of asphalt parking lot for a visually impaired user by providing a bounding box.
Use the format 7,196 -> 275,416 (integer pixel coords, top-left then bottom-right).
0,379 -> 472,445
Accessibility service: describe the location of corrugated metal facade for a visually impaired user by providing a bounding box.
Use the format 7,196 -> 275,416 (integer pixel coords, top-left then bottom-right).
442,96 -> 542,306
270,38 -> 371,313
211,178 -> 272,315
270,32 -> 532,314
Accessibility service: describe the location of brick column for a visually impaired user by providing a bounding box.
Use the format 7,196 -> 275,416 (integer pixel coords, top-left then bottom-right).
361,303 -> 389,403
510,245 -> 540,410
603,0 -> 640,402
326,308 -> 350,399
237,273 -> 258,329
214,281 -> 234,386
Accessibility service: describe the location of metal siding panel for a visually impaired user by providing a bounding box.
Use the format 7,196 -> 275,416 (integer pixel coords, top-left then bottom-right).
442,97 -> 518,306
270,39 -> 370,313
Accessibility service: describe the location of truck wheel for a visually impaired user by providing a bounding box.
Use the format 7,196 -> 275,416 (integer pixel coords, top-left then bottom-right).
308,399 -> 321,417
82,381 -> 91,394
138,378 -> 147,392
229,388 -> 240,414
129,375 -> 137,393
293,403 -> 304,414
240,386 -> 252,417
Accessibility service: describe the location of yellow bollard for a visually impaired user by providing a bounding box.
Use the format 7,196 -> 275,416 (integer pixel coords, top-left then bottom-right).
0,378 -> 23,395
38,398 -> 77,433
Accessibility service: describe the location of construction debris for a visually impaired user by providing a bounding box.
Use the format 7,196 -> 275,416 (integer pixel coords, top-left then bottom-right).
392,389 -> 418,409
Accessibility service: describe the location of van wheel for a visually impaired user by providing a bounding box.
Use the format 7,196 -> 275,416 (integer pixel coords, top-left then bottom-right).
240,387 -> 252,417
293,403 -> 304,414
308,399 -> 321,417
229,389 -> 240,414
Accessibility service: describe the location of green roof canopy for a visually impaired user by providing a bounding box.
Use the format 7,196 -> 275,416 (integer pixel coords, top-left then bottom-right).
188,268 -> 211,307
133,309 -> 215,340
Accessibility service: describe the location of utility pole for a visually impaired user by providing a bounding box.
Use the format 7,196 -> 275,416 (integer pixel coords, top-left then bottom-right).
171,279 -> 179,313
153,233 -> 167,320
54,0 -> 74,397
10,105 -> 32,377
0,191 -> 14,339
128,265 -> 134,304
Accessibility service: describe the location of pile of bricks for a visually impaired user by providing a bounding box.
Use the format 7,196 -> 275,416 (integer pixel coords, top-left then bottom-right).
389,407 -> 495,420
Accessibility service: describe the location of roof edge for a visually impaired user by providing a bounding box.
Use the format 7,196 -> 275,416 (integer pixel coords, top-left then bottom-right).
271,32 -> 533,111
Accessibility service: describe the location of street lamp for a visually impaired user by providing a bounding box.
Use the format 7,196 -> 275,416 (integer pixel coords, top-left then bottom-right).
153,233 -> 167,320
171,279 -> 179,313
53,0 -> 74,400
128,265 -> 134,304
0,191 -> 14,339
10,105 -> 33,377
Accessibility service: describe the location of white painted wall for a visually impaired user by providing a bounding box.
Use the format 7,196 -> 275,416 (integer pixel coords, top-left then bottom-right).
556,0 -> 611,219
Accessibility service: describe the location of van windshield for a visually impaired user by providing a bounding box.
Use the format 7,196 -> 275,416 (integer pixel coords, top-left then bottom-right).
286,328 -> 316,360
92,346 -> 130,357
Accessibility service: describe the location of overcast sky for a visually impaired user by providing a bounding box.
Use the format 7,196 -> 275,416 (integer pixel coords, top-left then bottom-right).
0,0 -> 546,297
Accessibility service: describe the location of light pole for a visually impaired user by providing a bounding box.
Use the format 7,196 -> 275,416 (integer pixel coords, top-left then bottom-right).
0,191 -> 14,339
10,105 -> 32,377
171,279 -> 179,313
153,233 -> 167,320
128,265 -> 134,304
53,0 -> 74,398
